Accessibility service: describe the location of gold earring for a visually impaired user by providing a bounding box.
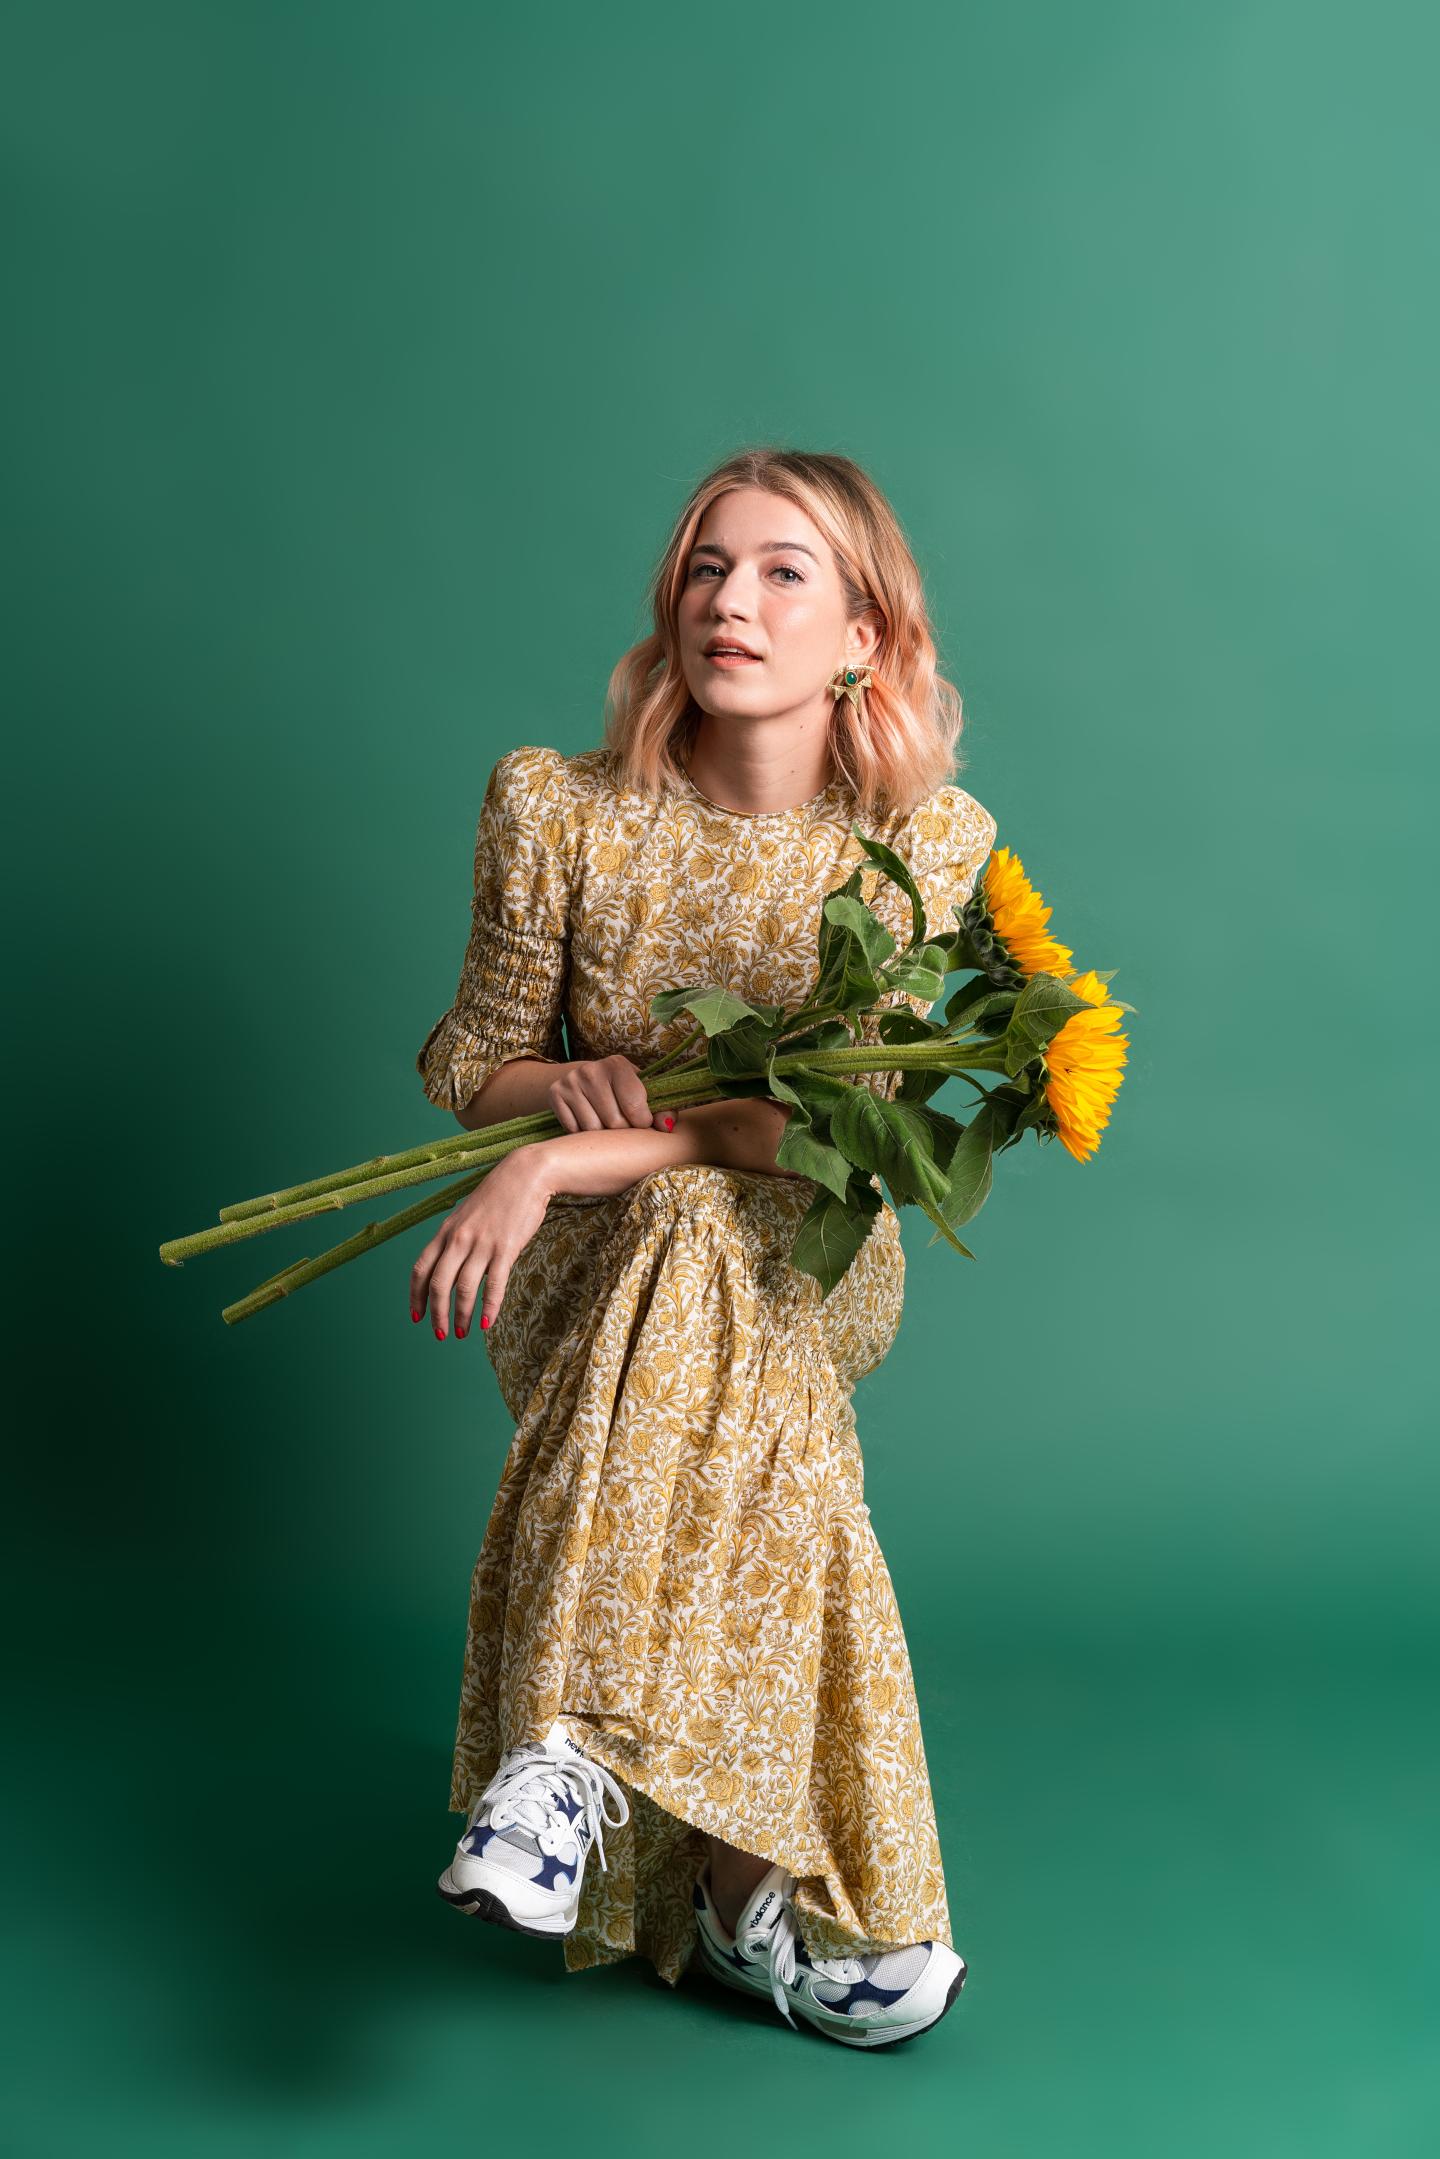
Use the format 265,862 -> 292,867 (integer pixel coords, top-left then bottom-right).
828,662 -> 874,711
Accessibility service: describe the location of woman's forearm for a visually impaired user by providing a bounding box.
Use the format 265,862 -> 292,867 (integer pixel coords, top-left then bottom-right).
522,1096 -> 801,1203
453,1056 -> 566,1131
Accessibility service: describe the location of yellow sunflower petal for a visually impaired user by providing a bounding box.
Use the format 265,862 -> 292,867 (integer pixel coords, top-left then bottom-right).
1043,968 -> 1128,1162
982,847 -> 1075,979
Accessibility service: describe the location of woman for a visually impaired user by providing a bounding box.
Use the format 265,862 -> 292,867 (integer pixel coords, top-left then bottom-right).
409,448 -> 998,2048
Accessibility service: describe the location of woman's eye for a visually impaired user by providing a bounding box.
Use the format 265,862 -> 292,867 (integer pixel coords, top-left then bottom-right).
690,563 -> 803,583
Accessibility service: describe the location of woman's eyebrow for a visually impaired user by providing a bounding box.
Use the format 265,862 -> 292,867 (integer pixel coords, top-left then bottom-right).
690,540 -> 820,563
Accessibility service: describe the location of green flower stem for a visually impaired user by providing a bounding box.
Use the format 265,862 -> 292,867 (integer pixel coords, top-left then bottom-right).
208,1009 -> 911,1237
167,1036 -> 1013,1279
220,1165 -> 491,1326
214,1068 -> 722,1230
162,1070 -> 723,1267
211,1032 -> 1023,1329
164,1151 -> 505,1267
638,1024 -> 709,1076
219,1104 -> 573,1221
214,979 -> 961,1234
772,1041 -> 1009,1077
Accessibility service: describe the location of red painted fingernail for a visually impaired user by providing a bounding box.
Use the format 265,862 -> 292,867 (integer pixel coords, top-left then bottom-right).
411,1309 -> 422,1323
663,1115 -> 675,1130
456,1323 -> 467,1338
480,1314 -> 491,1330
434,1326 -> 446,1341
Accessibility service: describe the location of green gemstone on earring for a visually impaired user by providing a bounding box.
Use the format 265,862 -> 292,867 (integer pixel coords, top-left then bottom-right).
845,670 -> 857,685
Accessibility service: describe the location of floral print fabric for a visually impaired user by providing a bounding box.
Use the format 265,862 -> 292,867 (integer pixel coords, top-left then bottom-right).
417,745 -> 997,1982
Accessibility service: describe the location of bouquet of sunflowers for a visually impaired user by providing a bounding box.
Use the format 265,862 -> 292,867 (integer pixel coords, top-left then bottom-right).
159,834 -> 1130,1311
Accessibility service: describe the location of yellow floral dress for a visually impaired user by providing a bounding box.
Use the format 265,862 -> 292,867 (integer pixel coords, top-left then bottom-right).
415,743 -> 998,1985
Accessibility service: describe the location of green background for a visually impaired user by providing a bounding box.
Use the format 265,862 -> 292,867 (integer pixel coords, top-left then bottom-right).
6,1 -> 1434,2151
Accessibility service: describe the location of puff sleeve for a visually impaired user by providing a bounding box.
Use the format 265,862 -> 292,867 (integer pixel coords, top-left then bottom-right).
853,783 -> 999,1104
415,745 -> 576,1113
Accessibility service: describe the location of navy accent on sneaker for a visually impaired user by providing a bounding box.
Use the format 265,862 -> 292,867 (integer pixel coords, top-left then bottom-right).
691,1856 -> 967,2047
439,1719 -> 632,1939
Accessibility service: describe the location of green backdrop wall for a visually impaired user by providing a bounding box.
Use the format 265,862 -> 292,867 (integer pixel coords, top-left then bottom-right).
6,1 -> 1433,2151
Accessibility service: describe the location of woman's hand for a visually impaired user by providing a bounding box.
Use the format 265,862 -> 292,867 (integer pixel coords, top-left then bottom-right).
547,1052 -> 674,1134
411,1055 -> 678,1337
409,1146 -> 554,1340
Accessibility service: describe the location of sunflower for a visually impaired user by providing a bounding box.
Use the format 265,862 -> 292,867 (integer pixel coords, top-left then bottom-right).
952,844 -> 1076,989
1042,969 -> 1128,1163
981,847 -> 1076,979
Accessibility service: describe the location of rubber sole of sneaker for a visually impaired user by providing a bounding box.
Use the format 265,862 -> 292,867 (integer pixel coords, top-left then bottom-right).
692,1928 -> 967,2048
436,1867 -> 578,1940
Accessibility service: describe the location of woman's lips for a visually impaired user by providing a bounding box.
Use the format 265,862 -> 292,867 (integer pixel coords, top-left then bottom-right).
705,651 -> 762,666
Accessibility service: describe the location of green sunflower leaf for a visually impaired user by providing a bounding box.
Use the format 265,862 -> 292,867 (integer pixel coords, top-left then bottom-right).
1003,971 -> 1091,1075
789,1173 -> 884,1297
850,827 -> 927,947
650,984 -> 764,1034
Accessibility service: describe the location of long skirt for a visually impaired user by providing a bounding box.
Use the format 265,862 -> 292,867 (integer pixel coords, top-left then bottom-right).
451,1163 -> 953,1984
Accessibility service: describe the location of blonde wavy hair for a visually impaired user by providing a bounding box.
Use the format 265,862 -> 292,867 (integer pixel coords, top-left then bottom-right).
601,447 -> 969,822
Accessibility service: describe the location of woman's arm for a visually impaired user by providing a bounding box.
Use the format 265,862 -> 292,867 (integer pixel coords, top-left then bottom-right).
452,1056 -> 566,1130
520,1095 -> 802,1202
454,1054 -> 802,1187
412,1095 -> 799,1337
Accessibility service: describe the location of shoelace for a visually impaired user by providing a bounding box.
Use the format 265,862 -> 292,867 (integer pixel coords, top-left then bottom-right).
742,1880 -> 862,2027
480,1743 -> 631,1875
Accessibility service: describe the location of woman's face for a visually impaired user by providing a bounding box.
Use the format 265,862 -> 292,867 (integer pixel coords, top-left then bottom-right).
676,486 -> 879,729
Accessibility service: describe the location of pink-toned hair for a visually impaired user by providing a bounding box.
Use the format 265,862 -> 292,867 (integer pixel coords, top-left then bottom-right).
601,447 -> 968,820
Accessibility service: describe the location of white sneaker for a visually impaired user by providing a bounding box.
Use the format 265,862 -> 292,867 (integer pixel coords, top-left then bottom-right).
437,1718 -> 631,1939
692,1855 -> 967,2047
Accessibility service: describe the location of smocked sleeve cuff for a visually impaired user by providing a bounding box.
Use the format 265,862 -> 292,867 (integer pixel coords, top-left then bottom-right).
415,917 -> 568,1112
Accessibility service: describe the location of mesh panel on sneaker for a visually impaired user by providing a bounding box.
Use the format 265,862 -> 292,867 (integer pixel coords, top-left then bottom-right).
808,1941 -> 932,2009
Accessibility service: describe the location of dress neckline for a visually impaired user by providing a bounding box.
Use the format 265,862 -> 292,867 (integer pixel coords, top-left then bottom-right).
676,760 -> 850,824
